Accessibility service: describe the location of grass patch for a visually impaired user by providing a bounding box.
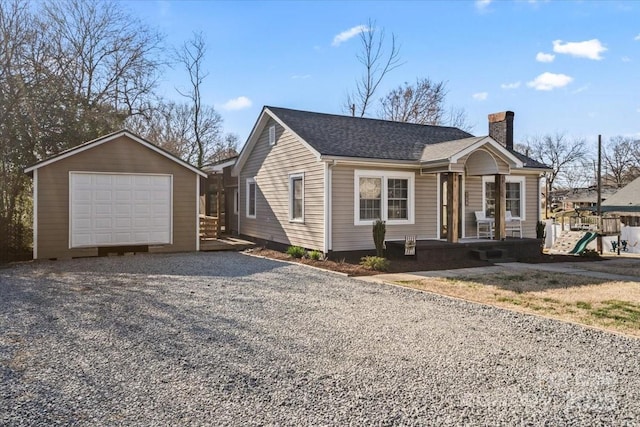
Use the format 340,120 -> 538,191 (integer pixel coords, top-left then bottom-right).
391,269 -> 640,337
591,300 -> 640,325
576,301 -> 592,310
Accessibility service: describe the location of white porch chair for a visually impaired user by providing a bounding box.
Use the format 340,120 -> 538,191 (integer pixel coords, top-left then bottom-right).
475,211 -> 494,239
505,210 -> 523,238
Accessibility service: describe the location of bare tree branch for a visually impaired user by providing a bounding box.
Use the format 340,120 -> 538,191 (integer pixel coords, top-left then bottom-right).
344,19 -> 402,118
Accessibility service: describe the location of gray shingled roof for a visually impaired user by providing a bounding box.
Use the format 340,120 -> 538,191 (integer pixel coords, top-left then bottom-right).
602,176 -> 640,212
267,106 -> 473,161
267,106 -> 547,169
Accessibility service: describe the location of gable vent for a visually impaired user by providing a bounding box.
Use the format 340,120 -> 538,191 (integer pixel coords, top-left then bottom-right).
269,125 -> 276,145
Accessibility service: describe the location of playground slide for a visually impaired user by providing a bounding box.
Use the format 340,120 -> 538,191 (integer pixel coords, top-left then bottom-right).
568,231 -> 597,255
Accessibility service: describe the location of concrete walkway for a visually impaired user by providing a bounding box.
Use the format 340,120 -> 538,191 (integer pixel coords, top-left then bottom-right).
360,259 -> 640,284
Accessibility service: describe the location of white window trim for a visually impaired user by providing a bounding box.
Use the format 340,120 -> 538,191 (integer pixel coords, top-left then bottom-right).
268,125 -> 276,146
246,177 -> 256,219
354,169 -> 415,226
482,175 -> 526,220
289,172 -> 305,223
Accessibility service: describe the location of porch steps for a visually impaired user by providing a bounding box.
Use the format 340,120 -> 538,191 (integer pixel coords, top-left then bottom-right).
549,230 -> 590,255
471,248 -> 516,263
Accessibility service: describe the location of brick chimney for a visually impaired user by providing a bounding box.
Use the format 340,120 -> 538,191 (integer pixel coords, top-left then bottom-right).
488,111 -> 514,150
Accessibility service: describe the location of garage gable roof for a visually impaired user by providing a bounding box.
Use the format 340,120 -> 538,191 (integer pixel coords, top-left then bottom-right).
24,129 -> 207,177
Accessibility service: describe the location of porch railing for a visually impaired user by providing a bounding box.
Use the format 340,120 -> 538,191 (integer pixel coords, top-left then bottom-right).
199,215 -> 219,239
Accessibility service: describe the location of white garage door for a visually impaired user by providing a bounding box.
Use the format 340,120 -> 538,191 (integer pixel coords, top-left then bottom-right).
70,173 -> 172,248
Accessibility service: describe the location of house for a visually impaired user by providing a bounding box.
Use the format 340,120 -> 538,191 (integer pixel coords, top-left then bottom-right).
549,186 -> 617,212
25,130 -> 207,260
232,107 -> 548,256
602,176 -> 640,227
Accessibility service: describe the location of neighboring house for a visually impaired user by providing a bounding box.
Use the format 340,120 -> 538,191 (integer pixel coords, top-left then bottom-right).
602,176 -> 640,226
550,186 -> 617,211
232,107 -> 548,255
25,130 -> 207,260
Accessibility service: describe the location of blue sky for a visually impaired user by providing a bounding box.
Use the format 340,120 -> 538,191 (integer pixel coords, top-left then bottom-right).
125,0 -> 640,152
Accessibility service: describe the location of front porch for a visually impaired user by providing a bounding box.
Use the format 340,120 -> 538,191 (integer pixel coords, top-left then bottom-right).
385,238 -> 542,265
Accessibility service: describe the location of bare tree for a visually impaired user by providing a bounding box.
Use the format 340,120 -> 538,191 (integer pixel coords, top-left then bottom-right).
378,78 -> 474,131
42,0 -> 163,116
174,32 -> 222,167
344,19 -> 402,118
525,132 -> 587,191
444,106 -> 474,132
603,136 -> 639,188
126,100 -> 238,166
524,133 -> 587,215
379,78 -> 446,124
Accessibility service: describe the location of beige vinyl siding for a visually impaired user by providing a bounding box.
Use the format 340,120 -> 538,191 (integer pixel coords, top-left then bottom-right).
465,174 -> 540,238
36,136 -> 199,259
331,165 -> 438,252
239,118 -> 324,250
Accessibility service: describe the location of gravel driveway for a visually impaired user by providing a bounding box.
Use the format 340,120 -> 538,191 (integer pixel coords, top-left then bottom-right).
1,252 -> 639,425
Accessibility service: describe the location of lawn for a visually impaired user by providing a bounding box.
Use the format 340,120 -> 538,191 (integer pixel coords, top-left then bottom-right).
395,270 -> 640,337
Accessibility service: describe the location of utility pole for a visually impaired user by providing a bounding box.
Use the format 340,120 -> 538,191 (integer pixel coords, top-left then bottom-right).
597,135 -> 602,254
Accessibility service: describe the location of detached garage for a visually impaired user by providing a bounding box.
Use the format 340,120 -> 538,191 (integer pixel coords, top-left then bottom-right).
25,130 -> 207,260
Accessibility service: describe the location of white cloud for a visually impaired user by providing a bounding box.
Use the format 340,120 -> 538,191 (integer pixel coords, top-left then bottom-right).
332,25 -> 369,47
291,74 -> 311,80
536,52 -> 555,63
472,92 -> 488,101
501,81 -> 521,90
552,39 -> 607,60
622,56 -> 632,63
635,34 -> 640,41
475,0 -> 491,10
221,96 -> 252,111
527,72 -> 573,91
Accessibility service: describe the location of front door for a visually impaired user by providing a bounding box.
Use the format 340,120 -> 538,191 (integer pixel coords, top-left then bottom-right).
440,173 -> 463,239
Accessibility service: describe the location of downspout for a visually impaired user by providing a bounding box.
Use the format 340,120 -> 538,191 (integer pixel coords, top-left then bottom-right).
33,169 -> 38,260
323,160 -> 335,254
196,175 -> 200,251
237,174 -> 241,237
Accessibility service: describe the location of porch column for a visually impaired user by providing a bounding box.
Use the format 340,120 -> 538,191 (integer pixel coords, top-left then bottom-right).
447,173 -> 459,243
494,174 -> 506,240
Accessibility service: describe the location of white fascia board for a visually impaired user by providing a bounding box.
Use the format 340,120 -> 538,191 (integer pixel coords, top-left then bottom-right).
232,109 -> 270,176
24,130 -> 207,177
320,155 -> 419,169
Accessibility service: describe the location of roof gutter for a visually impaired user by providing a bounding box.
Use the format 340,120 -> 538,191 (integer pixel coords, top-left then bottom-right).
319,155 -> 419,168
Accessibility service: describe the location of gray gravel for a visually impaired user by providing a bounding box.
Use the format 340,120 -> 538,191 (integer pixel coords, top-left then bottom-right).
1,252 -> 639,426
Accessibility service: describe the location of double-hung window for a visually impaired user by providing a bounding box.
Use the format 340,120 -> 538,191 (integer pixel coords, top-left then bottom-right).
354,170 -> 414,225
482,176 -> 525,219
246,177 -> 256,218
289,173 -> 304,222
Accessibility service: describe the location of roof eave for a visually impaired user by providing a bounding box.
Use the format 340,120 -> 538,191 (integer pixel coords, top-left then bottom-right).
24,130 -> 207,177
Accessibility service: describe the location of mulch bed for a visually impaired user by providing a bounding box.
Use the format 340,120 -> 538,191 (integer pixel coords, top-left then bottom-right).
247,247 -> 605,277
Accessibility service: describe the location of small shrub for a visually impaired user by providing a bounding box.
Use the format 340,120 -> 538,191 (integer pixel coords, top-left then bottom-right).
580,248 -> 599,258
286,246 -> 306,258
372,219 -> 386,257
307,250 -> 323,261
360,256 -> 390,272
